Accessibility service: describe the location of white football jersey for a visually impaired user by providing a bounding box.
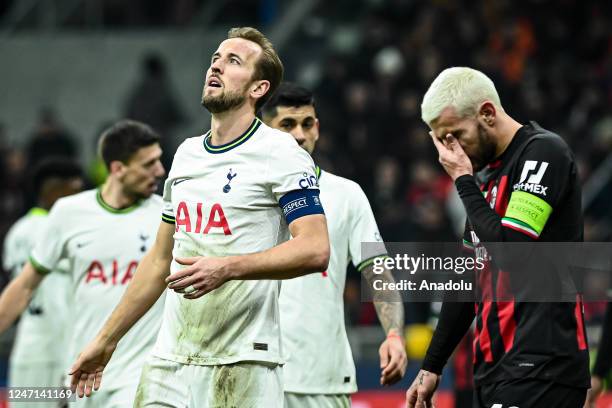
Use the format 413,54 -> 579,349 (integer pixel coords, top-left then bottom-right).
279,168 -> 386,394
3,208 -> 71,366
154,118 -> 321,366
30,190 -> 165,391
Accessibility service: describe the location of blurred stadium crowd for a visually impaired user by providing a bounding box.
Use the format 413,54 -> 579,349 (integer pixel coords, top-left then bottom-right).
0,0 -> 610,395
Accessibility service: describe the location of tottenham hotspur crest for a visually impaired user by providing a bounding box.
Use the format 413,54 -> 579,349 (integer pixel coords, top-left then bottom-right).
223,168 -> 237,193
139,233 -> 149,253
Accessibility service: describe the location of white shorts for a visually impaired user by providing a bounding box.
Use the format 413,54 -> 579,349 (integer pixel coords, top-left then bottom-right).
284,392 -> 351,408
71,384 -> 139,408
134,356 -> 283,407
9,361 -> 62,387
9,361 -> 62,408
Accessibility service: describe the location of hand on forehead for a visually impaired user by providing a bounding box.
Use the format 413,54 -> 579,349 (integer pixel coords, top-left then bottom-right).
429,130 -> 453,147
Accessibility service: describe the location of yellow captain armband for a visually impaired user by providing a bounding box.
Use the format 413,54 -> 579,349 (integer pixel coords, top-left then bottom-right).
501,191 -> 552,238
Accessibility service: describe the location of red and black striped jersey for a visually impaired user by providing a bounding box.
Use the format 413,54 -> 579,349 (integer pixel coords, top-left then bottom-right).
462,122 -> 589,387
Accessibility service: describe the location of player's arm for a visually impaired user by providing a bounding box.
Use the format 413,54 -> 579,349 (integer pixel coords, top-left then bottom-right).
230,213 -> 329,279
69,221 -> 173,397
422,301 -> 475,374
406,301 -> 475,407
460,138 -> 571,243
361,262 -> 407,385
349,182 -> 407,385
458,137 -> 577,280
0,261 -> 45,334
167,213 -> 329,298
349,185 -> 405,337
167,137 -> 329,297
362,263 -> 404,335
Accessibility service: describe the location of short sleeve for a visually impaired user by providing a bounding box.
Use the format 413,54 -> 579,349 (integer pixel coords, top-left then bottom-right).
267,133 -> 324,224
161,177 -> 175,225
502,136 -> 573,239
347,184 -> 388,271
161,142 -> 185,225
2,227 -> 18,274
30,202 -> 68,275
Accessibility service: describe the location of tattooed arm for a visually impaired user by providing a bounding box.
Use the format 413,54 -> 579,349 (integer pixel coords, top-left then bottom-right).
361,263 -> 407,385
406,301 -> 474,407
406,369 -> 441,408
361,264 -> 404,335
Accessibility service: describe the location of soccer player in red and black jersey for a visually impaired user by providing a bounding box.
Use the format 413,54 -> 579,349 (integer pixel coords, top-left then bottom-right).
405,67 -> 590,408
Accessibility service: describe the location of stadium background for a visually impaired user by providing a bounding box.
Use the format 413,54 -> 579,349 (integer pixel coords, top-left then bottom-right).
0,0 -> 610,406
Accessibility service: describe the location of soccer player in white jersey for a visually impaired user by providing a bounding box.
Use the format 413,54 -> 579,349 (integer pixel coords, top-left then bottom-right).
262,82 -> 408,408
0,120 -> 166,407
3,158 -> 83,408
68,27 -> 330,407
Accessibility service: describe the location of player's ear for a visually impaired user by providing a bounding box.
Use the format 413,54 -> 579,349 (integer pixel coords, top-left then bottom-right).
250,80 -> 270,101
478,101 -> 497,128
109,160 -> 126,177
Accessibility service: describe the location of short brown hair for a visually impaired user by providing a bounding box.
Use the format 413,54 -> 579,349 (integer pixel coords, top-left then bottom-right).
98,120 -> 160,169
228,27 -> 284,112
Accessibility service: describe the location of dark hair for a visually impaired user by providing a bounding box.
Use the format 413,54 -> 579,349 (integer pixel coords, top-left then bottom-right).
227,27 -> 284,112
260,82 -> 315,120
31,157 -> 82,196
98,120 -> 160,169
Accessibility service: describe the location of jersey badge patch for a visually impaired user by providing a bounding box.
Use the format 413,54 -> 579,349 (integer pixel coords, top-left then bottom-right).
223,168 -> 237,193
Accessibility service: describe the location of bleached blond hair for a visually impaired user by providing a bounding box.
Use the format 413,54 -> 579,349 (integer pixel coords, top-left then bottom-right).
421,67 -> 503,125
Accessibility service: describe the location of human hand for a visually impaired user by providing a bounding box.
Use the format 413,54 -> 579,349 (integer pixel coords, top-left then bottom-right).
406,369 -> 441,408
430,132 -> 473,181
379,332 -> 408,386
69,339 -> 116,397
166,256 -> 231,299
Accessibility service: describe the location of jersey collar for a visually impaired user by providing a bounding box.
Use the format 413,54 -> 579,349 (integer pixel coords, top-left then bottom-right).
28,207 -> 48,217
96,189 -> 141,214
315,165 -> 322,180
203,117 -> 261,154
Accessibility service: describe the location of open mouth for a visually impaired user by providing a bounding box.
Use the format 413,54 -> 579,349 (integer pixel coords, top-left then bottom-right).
207,77 -> 223,88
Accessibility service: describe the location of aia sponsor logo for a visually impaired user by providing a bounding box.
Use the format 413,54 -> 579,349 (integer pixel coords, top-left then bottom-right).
175,201 -> 231,235
85,260 -> 138,285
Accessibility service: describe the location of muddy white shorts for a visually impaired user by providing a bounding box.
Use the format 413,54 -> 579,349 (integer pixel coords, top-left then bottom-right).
133,356 -> 283,407
71,382 -> 140,408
